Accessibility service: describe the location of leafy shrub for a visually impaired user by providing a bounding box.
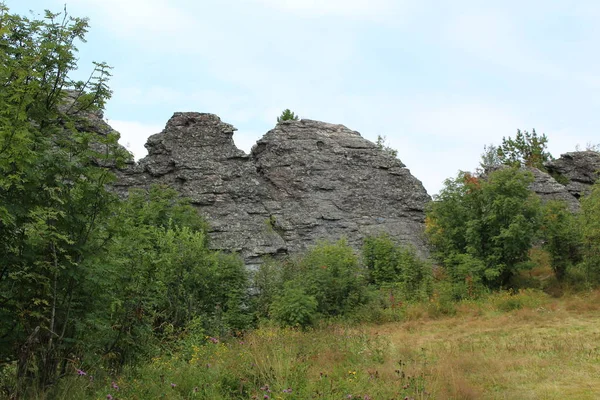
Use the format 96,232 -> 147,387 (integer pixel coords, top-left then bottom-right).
295,239 -> 368,316
362,234 -> 432,301
82,186 -> 250,368
580,182 -> 600,282
250,257 -> 297,320
270,284 -> 318,327
540,200 -> 582,280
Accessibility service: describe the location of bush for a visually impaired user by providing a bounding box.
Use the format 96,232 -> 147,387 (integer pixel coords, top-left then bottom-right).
82,186 -> 250,368
270,284 -> 318,328
540,201 -> 582,281
295,239 -> 368,316
580,182 -> 600,282
362,234 -> 432,301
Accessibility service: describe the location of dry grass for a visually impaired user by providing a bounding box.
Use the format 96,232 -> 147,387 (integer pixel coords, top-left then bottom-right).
373,290 -> 600,399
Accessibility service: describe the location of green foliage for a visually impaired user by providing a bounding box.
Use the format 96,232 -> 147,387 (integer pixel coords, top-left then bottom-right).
479,143 -> 502,170
540,201 -> 582,281
362,234 -> 432,301
270,284 -> 318,327
580,182 -> 600,282
497,129 -> 553,169
277,109 -> 299,122
294,239 -> 368,317
253,240 -> 369,326
426,168 -> 542,289
0,5 -> 128,394
375,135 -> 398,158
84,186 -> 249,368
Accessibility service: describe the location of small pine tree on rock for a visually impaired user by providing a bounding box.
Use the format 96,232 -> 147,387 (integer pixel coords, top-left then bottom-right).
277,109 -> 299,123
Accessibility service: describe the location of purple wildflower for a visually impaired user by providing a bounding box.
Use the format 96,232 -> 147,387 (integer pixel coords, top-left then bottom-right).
76,369 -> 87,376
111,381 -> 119,391
171,383 -> 177,388
263,395 -> 270,399
209,337 -> 219,344
283,388 -> 293,393
106,395 -> 113,400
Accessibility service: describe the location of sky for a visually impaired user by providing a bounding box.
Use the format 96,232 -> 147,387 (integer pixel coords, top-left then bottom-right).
10,0 -> 600,195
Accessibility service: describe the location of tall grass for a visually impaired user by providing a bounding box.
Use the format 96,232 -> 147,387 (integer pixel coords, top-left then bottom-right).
29,289 -> 600,399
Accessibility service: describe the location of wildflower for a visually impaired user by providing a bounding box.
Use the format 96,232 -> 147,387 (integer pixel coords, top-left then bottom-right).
76,369 -> 87,376
111,381 -> 119,391
283,388 -> 293,393
171,383 -> 177,388
347,395 -> 353,399
106,395 -> 113,400
209,337 -> 219,344
264,395 -> 270,399
363,396 -> 372,400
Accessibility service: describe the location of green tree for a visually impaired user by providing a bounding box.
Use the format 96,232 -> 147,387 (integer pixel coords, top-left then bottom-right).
277,109 -> 299,122
426,168 -> 542,289
497,129 -> 553,169
540,201 -> 582,281
0,6 -> 127,394
580,182 -> 600,281
83,186 -> 249,368
479,143 -> 502,170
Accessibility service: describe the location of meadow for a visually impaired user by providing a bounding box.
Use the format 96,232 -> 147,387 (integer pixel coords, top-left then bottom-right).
41,287 -> 600,400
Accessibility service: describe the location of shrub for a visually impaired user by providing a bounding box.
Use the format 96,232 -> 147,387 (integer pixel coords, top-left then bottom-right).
270,284 -> 318,328
296,239 -> 368,316
540,200 -> 582,281
580,182 -> 600,282
362,234 -> 432,301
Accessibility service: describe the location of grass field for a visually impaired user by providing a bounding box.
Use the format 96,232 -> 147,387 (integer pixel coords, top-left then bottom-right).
47,288 -> 600,400
376,289 -> 600,399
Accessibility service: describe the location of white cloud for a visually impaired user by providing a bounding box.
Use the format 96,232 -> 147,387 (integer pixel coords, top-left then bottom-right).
70,0 -> 196,36
250,0 -> 398,18
444,9 -> 564,79
110,120 -> 164,160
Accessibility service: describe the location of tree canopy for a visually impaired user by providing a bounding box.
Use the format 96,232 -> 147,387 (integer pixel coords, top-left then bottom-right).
426,168 -> 542,289
497,129 -> 553,170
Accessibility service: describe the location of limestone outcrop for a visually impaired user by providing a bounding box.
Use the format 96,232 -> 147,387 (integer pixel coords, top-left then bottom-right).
546,151 -> 600,199
114,113 -> 431,264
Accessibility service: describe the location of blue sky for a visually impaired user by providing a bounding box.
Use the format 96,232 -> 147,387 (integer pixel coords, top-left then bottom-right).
10,0 -> 600,194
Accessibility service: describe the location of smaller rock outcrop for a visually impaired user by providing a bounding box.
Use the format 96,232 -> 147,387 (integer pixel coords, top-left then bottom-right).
527,167 -> 581,212
546,151 -> 600,199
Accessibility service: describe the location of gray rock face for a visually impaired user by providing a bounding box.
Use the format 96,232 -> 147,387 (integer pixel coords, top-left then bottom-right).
526,167 -> 581,212
546,151 -> 600,199
115,113 -> 431,264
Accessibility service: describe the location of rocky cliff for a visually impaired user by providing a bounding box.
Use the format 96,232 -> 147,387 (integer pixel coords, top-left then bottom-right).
114,113 -> 431,264
546,151 -> 600,199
